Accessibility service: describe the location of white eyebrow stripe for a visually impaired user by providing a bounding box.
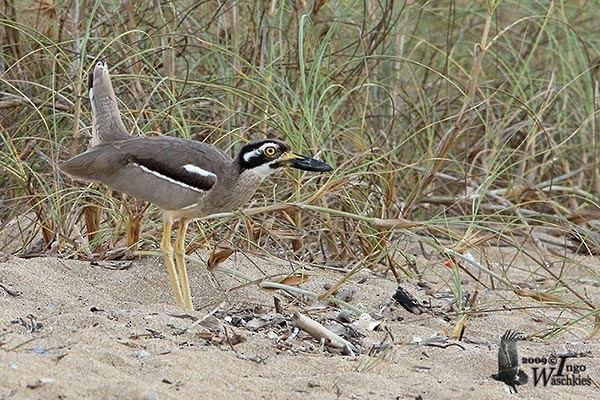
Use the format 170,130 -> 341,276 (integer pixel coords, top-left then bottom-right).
243,148 -> 260,162
183,164 -> 217,179
134,163 -> 205,192
242,142 -> 278,162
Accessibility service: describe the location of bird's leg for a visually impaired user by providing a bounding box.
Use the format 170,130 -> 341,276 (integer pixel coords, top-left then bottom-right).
161,220 -> 184,307
174,218 -> 193,310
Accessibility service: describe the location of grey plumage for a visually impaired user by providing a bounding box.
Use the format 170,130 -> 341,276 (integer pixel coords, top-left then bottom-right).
60,62 -> 333,310
61,136 -> 251,215
87,62 -> 131,146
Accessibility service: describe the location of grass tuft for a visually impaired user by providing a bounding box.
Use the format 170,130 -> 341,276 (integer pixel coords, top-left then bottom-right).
1,0 -> 598,337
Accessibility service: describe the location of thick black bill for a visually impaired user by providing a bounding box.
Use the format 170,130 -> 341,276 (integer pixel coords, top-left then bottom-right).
285,153 -> 334,172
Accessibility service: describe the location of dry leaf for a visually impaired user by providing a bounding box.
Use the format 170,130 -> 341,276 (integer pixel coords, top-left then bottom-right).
452,314 -> 468,338
263,273 -> 310,290
208,247 -> 234,269
514,288 -> 567,306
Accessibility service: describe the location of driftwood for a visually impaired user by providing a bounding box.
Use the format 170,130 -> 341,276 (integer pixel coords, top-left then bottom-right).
292,312 -> 359,355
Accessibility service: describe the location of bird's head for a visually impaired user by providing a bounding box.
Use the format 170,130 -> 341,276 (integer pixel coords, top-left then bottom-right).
237,139 -> 333,178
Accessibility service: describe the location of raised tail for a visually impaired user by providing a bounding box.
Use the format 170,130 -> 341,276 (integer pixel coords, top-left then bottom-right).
516,369 -> 528,385
89,62 -> 131,146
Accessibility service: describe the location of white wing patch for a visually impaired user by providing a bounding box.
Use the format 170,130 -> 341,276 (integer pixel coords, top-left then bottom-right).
134,163 -> 205,192
89,87 -> 97,122
179,202 -> 199,210
183,164 -> 217,179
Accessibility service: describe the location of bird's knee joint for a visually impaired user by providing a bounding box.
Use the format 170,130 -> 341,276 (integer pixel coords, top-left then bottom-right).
174,248 -> 185,258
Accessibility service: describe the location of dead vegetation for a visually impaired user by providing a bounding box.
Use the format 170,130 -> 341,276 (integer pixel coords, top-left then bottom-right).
1,0 -> 599,348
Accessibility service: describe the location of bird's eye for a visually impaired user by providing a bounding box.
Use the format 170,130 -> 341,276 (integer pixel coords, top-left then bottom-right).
264,145 -> 278,157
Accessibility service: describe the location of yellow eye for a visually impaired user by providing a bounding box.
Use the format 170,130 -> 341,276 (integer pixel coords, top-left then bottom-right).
264,145 -> 277,157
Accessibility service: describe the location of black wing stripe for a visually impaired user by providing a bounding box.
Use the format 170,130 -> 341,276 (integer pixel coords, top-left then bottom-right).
132,157 -> 216,192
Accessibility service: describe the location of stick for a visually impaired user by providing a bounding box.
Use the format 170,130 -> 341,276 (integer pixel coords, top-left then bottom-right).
292,312 -> 359,355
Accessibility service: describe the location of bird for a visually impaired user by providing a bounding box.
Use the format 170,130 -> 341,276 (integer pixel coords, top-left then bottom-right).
491,330 -> 529,393
60,62 -> 333,310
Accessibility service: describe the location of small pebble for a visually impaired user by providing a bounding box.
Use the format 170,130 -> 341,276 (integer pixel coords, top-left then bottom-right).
134,350 -> 152,359
146,390 -> 160,400
336,310 -> 353,324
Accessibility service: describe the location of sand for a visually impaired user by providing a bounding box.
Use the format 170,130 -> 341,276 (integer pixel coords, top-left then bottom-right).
1,247 -> 598,399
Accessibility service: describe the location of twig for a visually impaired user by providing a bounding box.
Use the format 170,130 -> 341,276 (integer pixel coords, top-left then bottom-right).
200,202 -> 445,234
187,300 -> 227,331
292,312 -> 359,355
0,282 -> 21,297
317,261 -> 363,301
134,251 -> 366,314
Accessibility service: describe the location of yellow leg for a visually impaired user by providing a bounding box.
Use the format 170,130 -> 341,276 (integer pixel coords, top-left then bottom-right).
174,218 -> 193,310
161,220 -> 184,307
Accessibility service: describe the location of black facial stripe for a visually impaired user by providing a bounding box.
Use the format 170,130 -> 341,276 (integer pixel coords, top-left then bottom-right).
237,139 -> 290,171
239,152 -> 268,171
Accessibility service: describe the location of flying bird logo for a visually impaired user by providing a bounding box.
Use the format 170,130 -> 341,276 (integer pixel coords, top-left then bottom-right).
491,330 -> 529,393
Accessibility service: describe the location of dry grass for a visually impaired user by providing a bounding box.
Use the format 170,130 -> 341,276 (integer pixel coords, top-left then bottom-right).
1,0 -> 598,337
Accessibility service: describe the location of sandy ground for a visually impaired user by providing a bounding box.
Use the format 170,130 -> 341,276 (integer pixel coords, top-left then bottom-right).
0,247 -> 599,400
